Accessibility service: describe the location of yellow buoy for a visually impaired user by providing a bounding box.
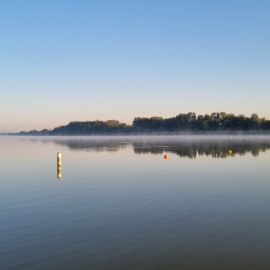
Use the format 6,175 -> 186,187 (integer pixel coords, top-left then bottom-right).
228,150 -> 232,155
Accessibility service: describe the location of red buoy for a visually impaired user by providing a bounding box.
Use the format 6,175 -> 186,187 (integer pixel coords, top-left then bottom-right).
164,154 -> 168,159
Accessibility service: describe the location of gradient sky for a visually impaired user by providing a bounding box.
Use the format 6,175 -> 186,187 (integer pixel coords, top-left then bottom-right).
1,0 -> 270,132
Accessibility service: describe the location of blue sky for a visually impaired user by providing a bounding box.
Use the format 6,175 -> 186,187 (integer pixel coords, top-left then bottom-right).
1,0 -> 269,132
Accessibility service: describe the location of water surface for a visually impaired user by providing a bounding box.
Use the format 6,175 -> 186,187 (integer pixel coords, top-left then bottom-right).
1,136 -> 270,270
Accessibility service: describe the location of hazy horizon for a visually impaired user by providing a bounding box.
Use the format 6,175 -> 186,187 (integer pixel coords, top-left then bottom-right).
4,111 -> 270,133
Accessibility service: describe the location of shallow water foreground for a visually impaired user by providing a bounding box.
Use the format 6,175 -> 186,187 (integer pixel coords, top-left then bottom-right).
1,136 -> 270,270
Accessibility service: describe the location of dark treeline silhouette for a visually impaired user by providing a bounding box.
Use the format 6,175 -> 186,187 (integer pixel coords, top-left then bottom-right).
19,120 -> 130,135
133,112 -> 270,132
18,112 -> 270,135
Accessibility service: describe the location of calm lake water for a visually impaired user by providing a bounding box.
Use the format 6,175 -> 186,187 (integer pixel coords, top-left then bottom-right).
1,135 -> 270,270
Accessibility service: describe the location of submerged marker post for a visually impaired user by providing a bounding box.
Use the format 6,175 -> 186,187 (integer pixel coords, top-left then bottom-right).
57,152 -> 62,179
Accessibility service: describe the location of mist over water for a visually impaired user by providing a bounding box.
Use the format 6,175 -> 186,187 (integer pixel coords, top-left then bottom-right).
31,135 -> 270,158
1,136 -> 270,270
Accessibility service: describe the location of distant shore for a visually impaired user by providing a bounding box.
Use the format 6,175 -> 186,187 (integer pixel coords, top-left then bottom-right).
8,131 -> 270,136
11,112 -> 270,136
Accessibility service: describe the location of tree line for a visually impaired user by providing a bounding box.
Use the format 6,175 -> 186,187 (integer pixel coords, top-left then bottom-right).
18,112 -> 270,135
133,112 -> 270,131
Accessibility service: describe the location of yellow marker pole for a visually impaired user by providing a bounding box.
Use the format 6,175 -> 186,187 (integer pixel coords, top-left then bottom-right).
57,153 -> 62,179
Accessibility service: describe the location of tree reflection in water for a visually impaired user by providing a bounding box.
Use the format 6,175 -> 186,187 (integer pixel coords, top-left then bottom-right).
33,136 -> 270,159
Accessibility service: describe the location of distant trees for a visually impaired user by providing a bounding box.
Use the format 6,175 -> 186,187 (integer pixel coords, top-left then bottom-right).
18,112 -> 270,135
132,112 -> 270,132
49,120 -> 130,135
133,117 -> 164,131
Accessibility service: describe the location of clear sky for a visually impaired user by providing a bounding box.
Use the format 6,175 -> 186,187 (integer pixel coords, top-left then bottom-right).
1,0 -> 270,132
